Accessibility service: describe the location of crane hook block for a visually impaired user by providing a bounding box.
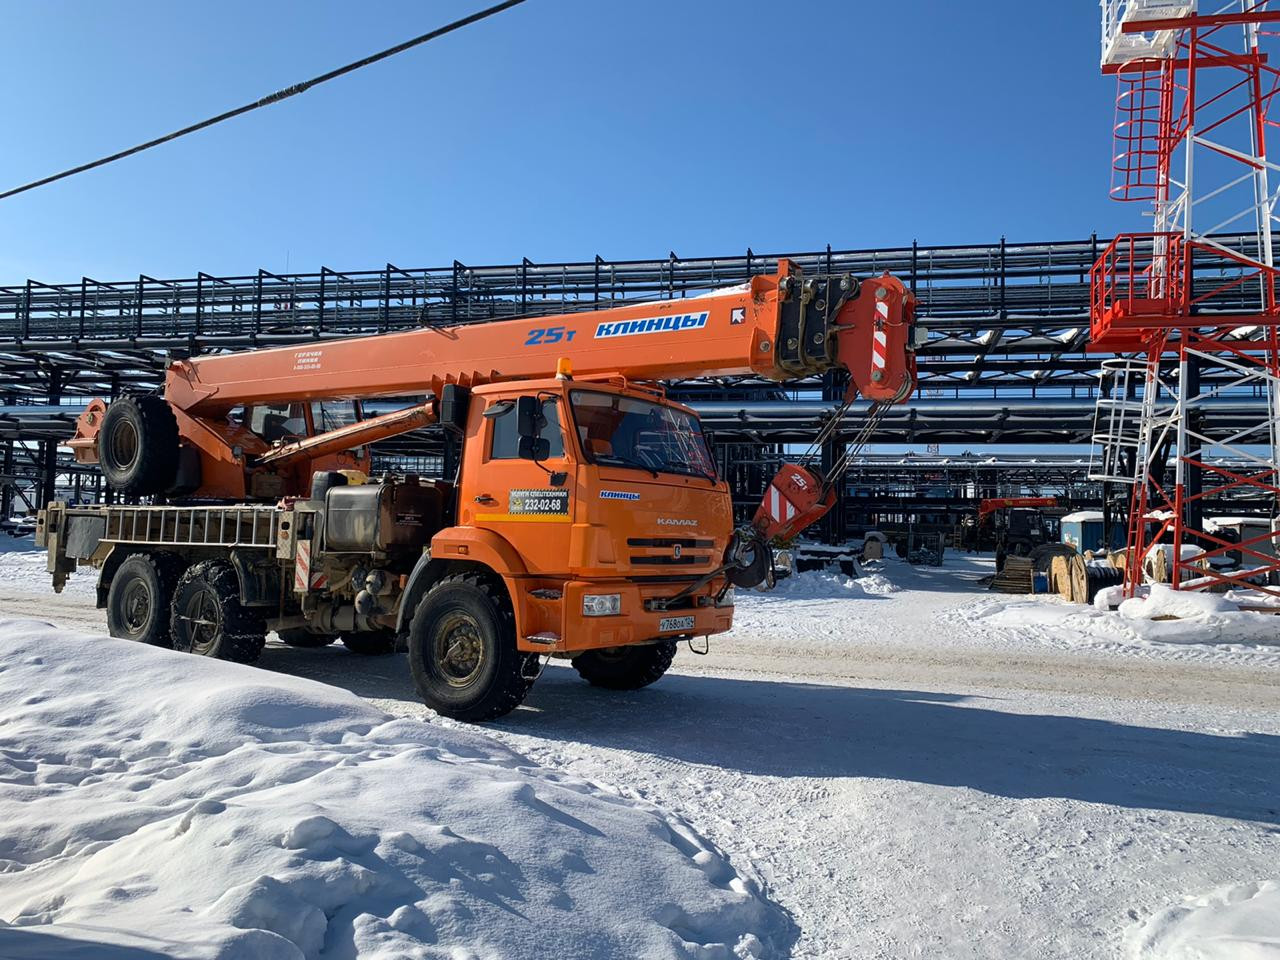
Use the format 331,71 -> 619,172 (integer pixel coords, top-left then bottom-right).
752,462 -> 836,543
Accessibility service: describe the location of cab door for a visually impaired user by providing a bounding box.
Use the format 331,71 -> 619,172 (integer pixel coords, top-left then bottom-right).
463,394 -> 576,575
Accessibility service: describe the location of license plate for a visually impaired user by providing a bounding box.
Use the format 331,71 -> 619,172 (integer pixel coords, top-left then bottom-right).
658,615 -> 695,632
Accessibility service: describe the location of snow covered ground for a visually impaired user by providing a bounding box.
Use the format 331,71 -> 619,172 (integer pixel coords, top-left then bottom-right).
1,543 -> 1278,959
0,620 -> 786,959
954,579 -> 1280,663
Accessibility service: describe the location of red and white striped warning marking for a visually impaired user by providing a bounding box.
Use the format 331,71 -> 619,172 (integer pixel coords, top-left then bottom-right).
295,541 -> 311,592
768,484 -> 797,523
295,542 -> 329,591
872,329 -> 888,371
872,300 -> 890,372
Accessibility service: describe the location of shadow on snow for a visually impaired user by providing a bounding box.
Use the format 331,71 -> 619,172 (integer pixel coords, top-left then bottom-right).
0,928 -> 179,960
260,645 -> 1280,827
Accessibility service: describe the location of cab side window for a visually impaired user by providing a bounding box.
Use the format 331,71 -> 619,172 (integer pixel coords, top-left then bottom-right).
247,402 -> 308,442
489,398 -> 565,459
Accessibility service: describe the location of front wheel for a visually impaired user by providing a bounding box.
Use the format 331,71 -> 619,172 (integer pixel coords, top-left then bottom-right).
407,573 -> 537,722
170,560 -> 266,664
571,640 -> 677,690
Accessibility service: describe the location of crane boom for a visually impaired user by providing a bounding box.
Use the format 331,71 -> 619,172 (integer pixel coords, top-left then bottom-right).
70,259 -> 916,503
166,260 -> 916,415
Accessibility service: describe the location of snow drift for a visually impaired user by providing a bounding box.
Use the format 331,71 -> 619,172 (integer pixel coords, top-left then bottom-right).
1128,881 -> 1280,960
1117,583 -> 1239,621
964,582 -> 1280,655
0,620 -> 788,959
764,568 -> 898,600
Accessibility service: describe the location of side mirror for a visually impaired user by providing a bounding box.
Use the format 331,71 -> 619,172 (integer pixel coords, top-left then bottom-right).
516,396 -> 549,462
439,384 -> 471,433
519,436 -> 551,461
516,396 -> 541,438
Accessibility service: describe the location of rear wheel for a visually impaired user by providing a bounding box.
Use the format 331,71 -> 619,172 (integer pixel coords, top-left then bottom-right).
98,395 -> 179,496
106,552 -> 184,647
341,630 -> 396,656
407,573 -> 536,722
170,560 -> 266,664
571,640 -> 677,690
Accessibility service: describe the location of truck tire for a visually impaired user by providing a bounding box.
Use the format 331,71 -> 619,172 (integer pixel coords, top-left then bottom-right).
170,560 -> 266,664
98,395 -> 180,496
105,552 -> 184,647
406,573 -> 537,722
276,628 -> 334,648
571,640 -> 677,690
341,630 -> 396,656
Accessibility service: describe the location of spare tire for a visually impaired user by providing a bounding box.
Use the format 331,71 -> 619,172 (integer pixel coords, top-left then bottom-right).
99,395 -> 179,496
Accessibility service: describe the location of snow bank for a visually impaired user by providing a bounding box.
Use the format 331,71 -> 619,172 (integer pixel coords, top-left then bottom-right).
962,591 -> 1280,655
1128,881 -> 1280,960
1093,583 -> 1126,611
0,620 -> 787,959
854,571 -> 899,595
766,569 -> 898,600
0,538 -> 95,598
1118,584 -> 1238,621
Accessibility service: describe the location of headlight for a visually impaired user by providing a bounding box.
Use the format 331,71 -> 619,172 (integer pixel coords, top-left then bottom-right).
716,586 -> 735,608
582,594 -> 621,617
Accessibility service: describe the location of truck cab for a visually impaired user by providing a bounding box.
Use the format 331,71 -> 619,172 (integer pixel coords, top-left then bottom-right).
434,376 -> 736,656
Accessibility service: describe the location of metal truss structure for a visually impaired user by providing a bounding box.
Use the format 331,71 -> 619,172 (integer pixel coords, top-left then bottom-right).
1092,0 -> 1280,596
0,232 -> 1275,531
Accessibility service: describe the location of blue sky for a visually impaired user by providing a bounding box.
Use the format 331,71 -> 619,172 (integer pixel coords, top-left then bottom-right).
0,0 -> 1132,284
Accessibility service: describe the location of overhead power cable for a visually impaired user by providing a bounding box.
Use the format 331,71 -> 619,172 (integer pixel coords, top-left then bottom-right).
0,0 -> 527,201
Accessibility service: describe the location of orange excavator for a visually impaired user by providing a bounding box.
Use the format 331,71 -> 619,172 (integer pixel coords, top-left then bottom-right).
40,260 -> 916,720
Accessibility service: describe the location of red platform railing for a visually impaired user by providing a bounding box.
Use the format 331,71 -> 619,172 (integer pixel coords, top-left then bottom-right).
1090,232 -> 1280,351
1089,232 -> 1185,350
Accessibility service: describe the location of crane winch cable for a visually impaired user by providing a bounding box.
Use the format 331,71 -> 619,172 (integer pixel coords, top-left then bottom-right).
824,402 -> 890,488
0,0 -> 527,202
795,397 -> 890,497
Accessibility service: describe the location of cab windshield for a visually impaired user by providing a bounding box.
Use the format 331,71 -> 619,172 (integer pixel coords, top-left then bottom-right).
570,390 -> 716,481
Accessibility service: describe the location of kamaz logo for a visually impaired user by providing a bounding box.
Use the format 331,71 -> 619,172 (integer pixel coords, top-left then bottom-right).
657,518 -> 698,527
594,312 -> 708,339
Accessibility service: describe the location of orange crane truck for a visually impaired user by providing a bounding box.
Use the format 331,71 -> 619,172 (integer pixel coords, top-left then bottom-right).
37,260 -> 917,720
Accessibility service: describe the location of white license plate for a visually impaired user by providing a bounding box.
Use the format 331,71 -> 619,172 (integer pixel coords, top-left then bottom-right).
658,615 -> 695,632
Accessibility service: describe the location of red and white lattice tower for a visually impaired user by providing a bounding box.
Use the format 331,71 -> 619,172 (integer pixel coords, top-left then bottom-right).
1090,0 -> 1280,598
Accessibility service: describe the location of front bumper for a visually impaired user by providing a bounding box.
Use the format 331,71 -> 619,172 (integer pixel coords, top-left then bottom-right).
517,578 -> 734,654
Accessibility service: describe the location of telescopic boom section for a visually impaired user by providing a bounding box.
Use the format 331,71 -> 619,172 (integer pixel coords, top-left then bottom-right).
69,260 -> 916,503
165,260 -> 916,415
